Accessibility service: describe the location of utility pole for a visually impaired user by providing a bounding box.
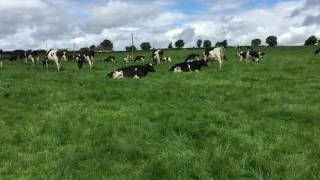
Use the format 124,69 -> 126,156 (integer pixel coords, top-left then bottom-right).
131,33 -> 134,60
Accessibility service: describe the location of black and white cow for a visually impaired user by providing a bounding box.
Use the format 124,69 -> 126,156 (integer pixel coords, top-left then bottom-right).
237,51 -> 265,62
105,56 -> 116,63
314,48 -> 320,55
203,47 -> 226,69
169,59 -> 208,72
134,55 -> 145,62
26,50 -> 40,64
185,53 -> 200,62
45,49 -> 64,70
78,50 -> 95,70
9,50 -> 26,61
0,49 -> 4,71
152,49 -> 164,65
124,55 -> 132,63
161,56 -> 172,63
108,63 -> 155,79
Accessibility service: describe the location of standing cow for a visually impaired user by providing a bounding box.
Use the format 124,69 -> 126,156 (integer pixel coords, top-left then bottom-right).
78,49 -> 95,70
26,50 -> 40,64
152,49 -> 164,65
0,49 -> 4,71
237,51 -> 265,62
203,47 -> 226,69
45,49 -> 64,71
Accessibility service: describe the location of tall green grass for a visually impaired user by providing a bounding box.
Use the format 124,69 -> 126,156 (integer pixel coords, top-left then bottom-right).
0,46 -> 320,179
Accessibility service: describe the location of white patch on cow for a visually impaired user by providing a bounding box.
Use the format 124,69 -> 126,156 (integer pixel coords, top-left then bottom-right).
174,67 -> 182,73
113,70 -> 124,79
204,47 -> 225,69
134,75 -> 140,79
134,67 -> 138,71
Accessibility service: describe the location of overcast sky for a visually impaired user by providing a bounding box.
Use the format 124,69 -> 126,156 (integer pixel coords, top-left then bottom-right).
0,0 -> 320,50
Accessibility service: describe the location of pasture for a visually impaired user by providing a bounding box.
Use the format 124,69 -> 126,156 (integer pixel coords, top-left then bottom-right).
0,46 -> 320,179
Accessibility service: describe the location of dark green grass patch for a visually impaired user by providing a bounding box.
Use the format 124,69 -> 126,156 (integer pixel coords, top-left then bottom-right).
0,46 -> 320,179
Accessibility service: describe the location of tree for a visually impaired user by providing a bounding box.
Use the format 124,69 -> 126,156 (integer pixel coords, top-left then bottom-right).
89,45 -> 96,50
175,39 -> 185,49
140,42 -> 151,51
266,36 -> 278,47
203,40 -> 212,48
197,39 -> 202,48
215,40 -> 228,48
251,39 -> 262,46
125,45 -> 137,51
99,39 -> 113,50
168,42 -> 173,49
304,35 -> 318,46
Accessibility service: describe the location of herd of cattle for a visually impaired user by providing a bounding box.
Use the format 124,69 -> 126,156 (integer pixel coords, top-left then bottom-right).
1,47 -> 320,78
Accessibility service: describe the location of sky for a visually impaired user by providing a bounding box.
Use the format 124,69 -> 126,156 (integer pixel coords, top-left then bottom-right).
0,0 -> 320,50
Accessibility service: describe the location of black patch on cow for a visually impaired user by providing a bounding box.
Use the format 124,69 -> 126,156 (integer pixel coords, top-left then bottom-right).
108,64 -> 155,78
134,55 -> 145,62
105,56 -> 116,63
204,47 -> 215,57
169,59 -> 207,72
185,53 -> 200,62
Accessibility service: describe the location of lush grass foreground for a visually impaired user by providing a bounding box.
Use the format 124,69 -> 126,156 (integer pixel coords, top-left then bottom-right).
0,47 -> 320,179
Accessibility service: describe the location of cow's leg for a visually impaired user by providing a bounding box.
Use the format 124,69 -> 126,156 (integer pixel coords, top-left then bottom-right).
53,57 -> 60,71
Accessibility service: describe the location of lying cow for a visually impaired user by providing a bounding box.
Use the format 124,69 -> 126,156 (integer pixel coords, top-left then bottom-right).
161,56 -> 171,63
45,49 -> 64,70
315,48 -> 320,55
78,49 -> 95,70
185,53 -> 200,62
105,56 -> 116,63
152,49 -> 164,64
203,47 -> 226,69
0,49 -> 4,71
124,55 -> 132,63
108,63 -> 155,79
237,51 -> 265,62
169,59 -> 207,72
134,55 -> 145,62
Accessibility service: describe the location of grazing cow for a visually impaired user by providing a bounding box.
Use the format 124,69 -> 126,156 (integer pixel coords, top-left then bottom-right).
315,48 -> 320,55
108,63 -> 155,79
134,55 -> 145,62
152,49 -> 164,64
78,49 -> 95,70
124,55 -> 132,63
185,53 -> 200,62
105,56 -> 116,63
9,50 -> 26,61
203,47 -> 226,69
45,49 -> 64,70
169,59 -> 207,72
237,51 -> 265,62
161,56 -> 172,63
0,49 -> 4,71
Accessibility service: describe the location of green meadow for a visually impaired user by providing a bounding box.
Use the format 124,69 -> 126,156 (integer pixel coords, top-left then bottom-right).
0,46 -> 320,179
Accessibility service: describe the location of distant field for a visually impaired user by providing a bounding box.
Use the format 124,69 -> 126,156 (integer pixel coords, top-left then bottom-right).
0,46 -> 320,179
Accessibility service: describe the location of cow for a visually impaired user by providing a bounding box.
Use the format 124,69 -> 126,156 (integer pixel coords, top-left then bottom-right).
78,49 -> 95,70
237,51 -> 265,62
134,55 -> 145,62
315,48 -> 320,55
45,49 -> 64,70
152,49 -> 164,64
185,53 -> 200,62
0,49 -> 4,71
9,50 -> 26,61
25,50 -> 40,64
108,63 -> 155,79
62,52 -> 68,61
124,55 -> 132,63
203,47 -> 226,69
161,56 -> 172,63
169,59 -> 207,72
105,56 -> 116,63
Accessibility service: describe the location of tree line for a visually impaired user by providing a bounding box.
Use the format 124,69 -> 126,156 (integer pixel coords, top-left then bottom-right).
88,35 -> 320,52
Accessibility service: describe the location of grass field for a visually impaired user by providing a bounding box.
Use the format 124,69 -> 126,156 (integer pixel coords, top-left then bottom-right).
0,46 -> 320,179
